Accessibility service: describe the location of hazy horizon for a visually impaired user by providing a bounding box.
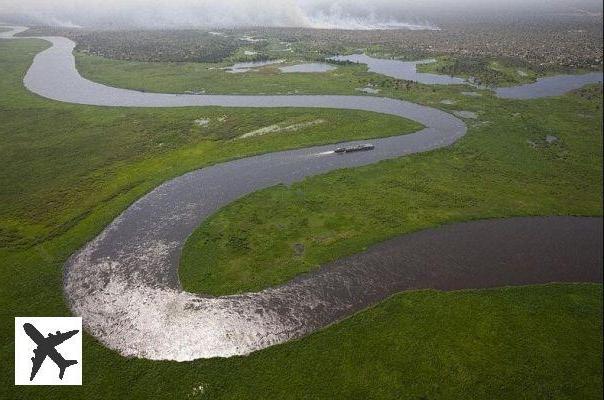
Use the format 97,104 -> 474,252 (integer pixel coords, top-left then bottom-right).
1,0 -> 602,30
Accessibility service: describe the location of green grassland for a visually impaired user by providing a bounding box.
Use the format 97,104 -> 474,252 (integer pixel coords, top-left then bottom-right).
74,51 -> 550,94
76,46 -> 601,96
0,40 -> 421,249
179,82 -> 603,295
416,56 -> 539,87
75,51 -> 374,94
1,37 -> 603,400
415,56 -> 599,88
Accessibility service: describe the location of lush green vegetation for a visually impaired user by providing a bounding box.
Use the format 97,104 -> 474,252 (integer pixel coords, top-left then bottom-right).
6,283 -> 602,400
75,46 -> 598,96
416,56 -> 600,88
2,38 -> 602,400
0,40 -> 420,249
416,56 -> 538,87
77,50 -> 532,95
73,50 -> 555,96
180,82 -> 603,295
75,51 -> 376,94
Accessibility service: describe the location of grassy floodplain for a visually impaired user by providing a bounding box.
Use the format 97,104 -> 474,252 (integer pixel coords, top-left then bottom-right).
1,37 -> 602,400
0,40 -> 420,249
75,52 -> 372,94
77,50 -> 548,93
74,42 -> 602,95
415,56 -> 540,86
179,81 -> 603,295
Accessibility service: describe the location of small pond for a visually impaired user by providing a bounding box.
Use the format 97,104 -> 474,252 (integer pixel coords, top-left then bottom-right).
279,63 -> 336,73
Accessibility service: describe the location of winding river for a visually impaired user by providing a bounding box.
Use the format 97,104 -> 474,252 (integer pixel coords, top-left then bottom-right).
329,54 -> 466,85
330,53 -> 603,98
2,26 -> 602,361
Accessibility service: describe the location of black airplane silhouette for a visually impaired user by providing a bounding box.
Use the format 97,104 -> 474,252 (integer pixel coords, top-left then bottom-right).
23,323 -> 79,381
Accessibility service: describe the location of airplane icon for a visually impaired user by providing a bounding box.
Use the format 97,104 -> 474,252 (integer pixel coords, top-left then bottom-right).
23,323 -> 79,381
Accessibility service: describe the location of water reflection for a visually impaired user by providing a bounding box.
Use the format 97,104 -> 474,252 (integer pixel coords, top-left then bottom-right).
225,59 -> 284,73
329,53 -> 603,98
279,63 -> 336,73
329,54 -> 466,85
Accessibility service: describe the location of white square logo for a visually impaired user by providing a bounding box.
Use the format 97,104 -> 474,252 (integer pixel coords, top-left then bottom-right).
15,317 -> 82,385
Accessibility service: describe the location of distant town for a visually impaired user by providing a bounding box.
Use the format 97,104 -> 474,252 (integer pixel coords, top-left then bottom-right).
22,16 -> 603,71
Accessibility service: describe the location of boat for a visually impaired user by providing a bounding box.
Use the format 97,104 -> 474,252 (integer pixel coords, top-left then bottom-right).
334,144 -> 375,153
